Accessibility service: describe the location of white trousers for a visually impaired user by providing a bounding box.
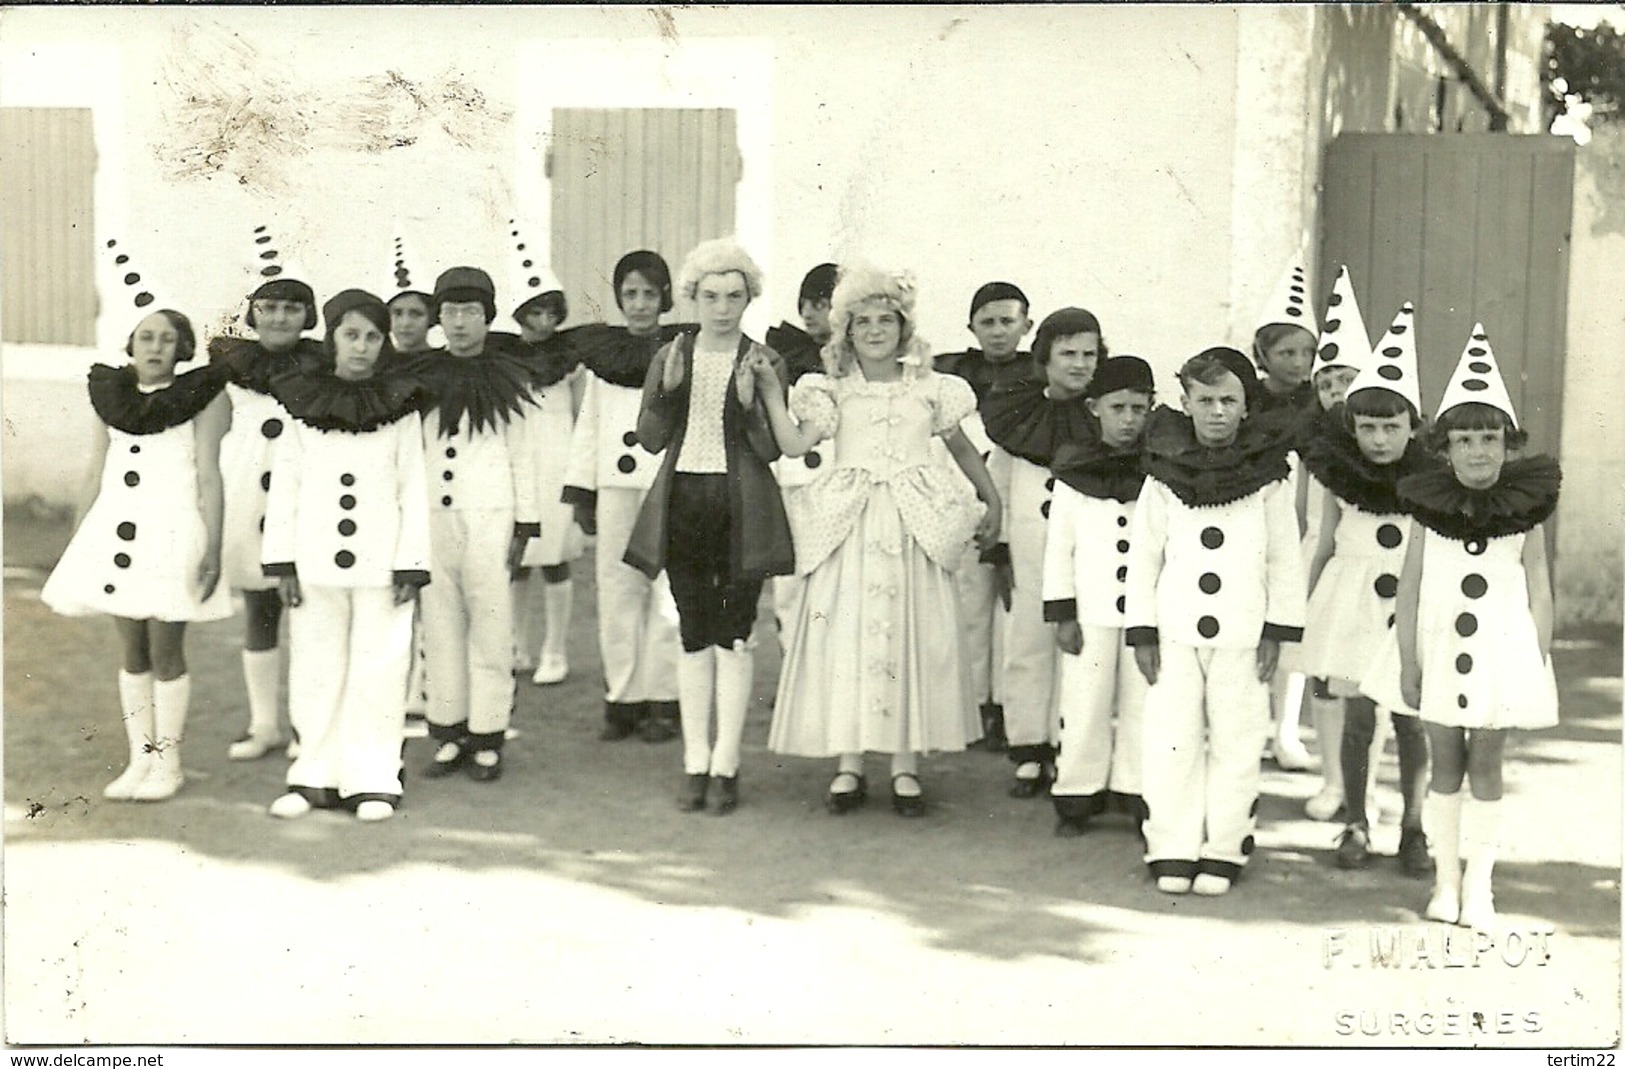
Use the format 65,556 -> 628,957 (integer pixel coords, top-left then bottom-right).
1052,627 -> 1147,797
286,584 -> 413,798
422,509 -> 514,734
1141,643 -> 1268,870
1001,539 -> 1057,751
595,487 -> 680,703
953,557 -> 1006,707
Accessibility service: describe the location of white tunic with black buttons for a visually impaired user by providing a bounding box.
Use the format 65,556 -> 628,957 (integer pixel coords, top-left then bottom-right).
43,419 -> 233,622
1301,502 -> 1408,686
1410,531 -> 1557,730
563,374 -> 662,496
220,384 -> 293,592
1125,478 -> 1305,649
1042,483 -> 1136,627
422,408 -> 536,524
260,412 -> 431,587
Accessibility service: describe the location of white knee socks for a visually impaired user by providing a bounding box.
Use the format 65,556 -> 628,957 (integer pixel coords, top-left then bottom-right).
1423,789 -> 1464,923
131,675 -> 189,801
1460,796 -> 1502,931
104,670 -> 155,800
231,648 -> 283,757
533,580 -> 573,683
678,648 -> 716,775
710,642 -> 754,778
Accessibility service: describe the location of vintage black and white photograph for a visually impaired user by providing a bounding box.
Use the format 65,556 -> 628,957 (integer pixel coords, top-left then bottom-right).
2,2 -> 1621,1053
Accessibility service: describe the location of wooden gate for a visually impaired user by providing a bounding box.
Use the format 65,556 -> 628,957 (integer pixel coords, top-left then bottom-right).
547,108 -> 740,326
1319,134 -> 1575,462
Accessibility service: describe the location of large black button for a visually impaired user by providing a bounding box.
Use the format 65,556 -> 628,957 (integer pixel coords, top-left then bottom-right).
124,471 -> 140,487
1457,694 -> 1469,709
338,519 -> 356,536
129,444 -> 140,454
1116,540 -> 1130,554
1117,515 -> 1128,528
1455,653 -> 1473,674
622,431 -> 638,447
617,455 -> 637,474
1197,615 -> 1220,638
442,471 -> 454,481
335,550 -> 356,569
1462,574 -> 1487,598
1045,476 -> 1056,492
1376,523 -> 1403,548
113,553 -> 131,568
445,447 -> 457,459
339,494 -> 356,510
1198,572 -> 1222,595
340,473 -> 355,486
1115,595 -> 1126,614
1374,574 -> 1398,598
1455,612 -> 1478,637
441,495 -> 453,507
1115,566 -> 1127,582
1040,501 -> 1051,519
104,584 -> 115,594
261,418 -> 283,439
805,452 -> 822,469
1200,526 -> 1224,549
260,471 -> 272,491
117,522 -> 136,541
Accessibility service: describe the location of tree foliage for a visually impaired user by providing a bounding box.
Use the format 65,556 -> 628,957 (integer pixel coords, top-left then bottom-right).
1545,18 -> 1625,127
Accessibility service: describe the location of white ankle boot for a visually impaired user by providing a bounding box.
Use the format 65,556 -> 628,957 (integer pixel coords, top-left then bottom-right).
132,675 -> 189,801
104,671 -> 155,801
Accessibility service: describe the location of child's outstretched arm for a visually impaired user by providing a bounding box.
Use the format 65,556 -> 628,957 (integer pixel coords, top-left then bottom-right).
943,428 -> 1002,551
1306,491 -> 1342,594
753,359 -> 824,458
1396,521 -> 1425,709
1524,525 -> 1554,660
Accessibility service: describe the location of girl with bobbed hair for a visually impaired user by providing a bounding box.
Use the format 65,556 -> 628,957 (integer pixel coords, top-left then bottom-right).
43,277 -> 234,803
754,263 -> 1003,817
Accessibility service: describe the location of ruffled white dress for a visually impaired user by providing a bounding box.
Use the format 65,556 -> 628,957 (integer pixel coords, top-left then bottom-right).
768,370 -> 986,756
518,367 -> 586,568
42,396 -> 232,623
1301,501 -> 1408,698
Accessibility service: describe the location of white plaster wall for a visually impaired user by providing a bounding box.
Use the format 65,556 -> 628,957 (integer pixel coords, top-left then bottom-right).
4,5 -> 1260,508
1556,125 -> 1625,629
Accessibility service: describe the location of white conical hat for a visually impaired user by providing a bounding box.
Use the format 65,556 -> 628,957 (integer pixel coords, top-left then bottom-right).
1436,323 -> 1518,428
507,217 -> 563,319
247,223 -> 314,293
101,235 -> 173,317
1346,301 -> 1422,414
390,226 -> 430,297
1311,265 -> 1372,376
1256,254 -> 1318,337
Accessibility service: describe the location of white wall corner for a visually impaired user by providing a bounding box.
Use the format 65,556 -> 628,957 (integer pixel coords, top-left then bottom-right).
1228,4 -> 1320,347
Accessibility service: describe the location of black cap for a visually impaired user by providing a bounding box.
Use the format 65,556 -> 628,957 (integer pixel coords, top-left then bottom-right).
432,266 -> 497,324
969,281 -> 1029,321
1086,355 -> 1155,399
798,263 -> 838,306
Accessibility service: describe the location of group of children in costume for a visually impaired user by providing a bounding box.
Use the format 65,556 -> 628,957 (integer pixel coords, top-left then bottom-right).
44,229 -> 1561,930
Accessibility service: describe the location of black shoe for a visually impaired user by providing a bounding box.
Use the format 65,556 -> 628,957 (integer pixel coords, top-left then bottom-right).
466,751 -> 503,782
1008,762 -> 1051,799
422,740 -> 469,778
640,716 -> 678,744
677,773 -> 709,812
825,772 -> 867,814
891,772 -> 925,818
599,702 -> 639,741
710,775 -> 739,816
1397,827 -> 1434,878
1335,824 -> 1371,870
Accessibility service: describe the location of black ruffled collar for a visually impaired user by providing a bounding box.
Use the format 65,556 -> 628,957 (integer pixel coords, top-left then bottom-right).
764,322 -> 825,384
208,335 -> 326,396
933,349 -> 1035,404
88,363 -> 229,436
519,330 -> 581,390
1050,432 -> 1146,503
1141,405 -> 1296,508
1254,380 -> 1317,415
1300,406 -> 1438,515
571,322 -> 697,388
981,375 -> 1096,466
269,362 -> 426,434
406,333 -> 540,437
1398,456 -> 1562,542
